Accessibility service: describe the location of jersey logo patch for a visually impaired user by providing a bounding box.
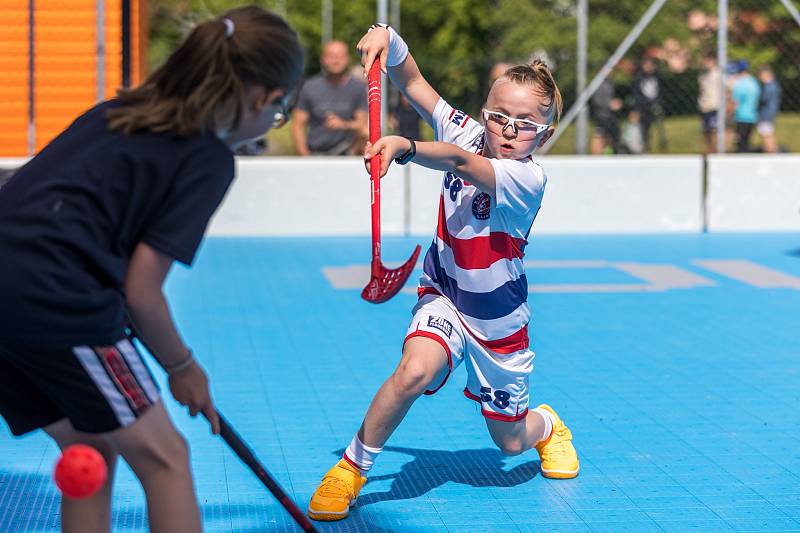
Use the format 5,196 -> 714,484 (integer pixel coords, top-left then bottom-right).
427,316 -> 453,338
472,192 -> 491,220
451,109 -> 468,128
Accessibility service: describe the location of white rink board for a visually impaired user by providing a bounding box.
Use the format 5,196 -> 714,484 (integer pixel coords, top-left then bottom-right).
409,155 -> 704,235
706,155 -> 800,232
7,154 -> 797,235
208,157 -> 405,236
533,156 -> 704,233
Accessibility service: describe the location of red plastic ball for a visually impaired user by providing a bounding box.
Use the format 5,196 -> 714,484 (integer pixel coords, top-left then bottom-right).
53,444 -> 108,499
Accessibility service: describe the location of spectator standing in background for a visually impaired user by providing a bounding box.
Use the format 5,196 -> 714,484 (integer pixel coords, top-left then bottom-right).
730,59 -> 760,153
697,53 -> 721,155
631,58 -> 662,152
392,94 -> 420,139
757,65 -> 781,154
292,40 -> 367,155
590,77 -> 622,155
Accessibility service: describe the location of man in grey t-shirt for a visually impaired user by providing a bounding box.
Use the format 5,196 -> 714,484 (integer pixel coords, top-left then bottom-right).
292,40 -> 368,155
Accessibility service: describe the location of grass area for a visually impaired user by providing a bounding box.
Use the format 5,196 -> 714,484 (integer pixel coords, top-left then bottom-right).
265,112 -> 800,156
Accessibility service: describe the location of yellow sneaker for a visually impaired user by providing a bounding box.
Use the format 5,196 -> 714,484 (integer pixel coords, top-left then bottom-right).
307,459 -> 367,521
534,404 -> 580,479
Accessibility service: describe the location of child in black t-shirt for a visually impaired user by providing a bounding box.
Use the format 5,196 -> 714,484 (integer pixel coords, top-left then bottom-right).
0,6 -> 303,532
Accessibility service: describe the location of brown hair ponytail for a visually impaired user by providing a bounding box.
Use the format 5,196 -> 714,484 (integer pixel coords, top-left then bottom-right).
107,5 -> 303,136
500,59 -> 563,123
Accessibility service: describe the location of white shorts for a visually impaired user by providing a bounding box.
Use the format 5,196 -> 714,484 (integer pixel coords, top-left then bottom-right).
757,121 -> 775,136
405,294 -> 534,422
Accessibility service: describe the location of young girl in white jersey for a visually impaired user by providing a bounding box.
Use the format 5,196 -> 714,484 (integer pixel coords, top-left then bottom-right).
308,24 -> 578,521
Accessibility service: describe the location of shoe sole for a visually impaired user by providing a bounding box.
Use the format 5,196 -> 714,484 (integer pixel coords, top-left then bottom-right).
307,500 -> 356,522
541,467 -> 580,479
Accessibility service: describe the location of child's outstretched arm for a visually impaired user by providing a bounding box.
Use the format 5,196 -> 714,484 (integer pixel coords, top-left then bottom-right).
365,136 -> 496,196
125,242 -> 221,434
357,26 -> 439,126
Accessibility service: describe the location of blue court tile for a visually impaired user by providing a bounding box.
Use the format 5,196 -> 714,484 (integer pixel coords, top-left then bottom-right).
630,495 -> 708,509
643,507 -> 722,521
654,519 -> 735,532
709,504 -> 792,520
505,508 -> 584,525
565,496 -> 640,511
358,510 -> 447,529
517,525 -> 593,533
432,508 -> 515,526
725,518 -> 800,531
585,521 -> 664,533
575,508 -> 659,523
448,526 -> 523,533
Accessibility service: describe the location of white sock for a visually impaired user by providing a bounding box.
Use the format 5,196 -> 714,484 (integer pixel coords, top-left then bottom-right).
344,435 -> 382,473
532,407 -> 555,444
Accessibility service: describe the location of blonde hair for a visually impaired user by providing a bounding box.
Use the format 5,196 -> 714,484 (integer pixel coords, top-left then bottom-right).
497,59 -> 563,123
107,6 -> 303,136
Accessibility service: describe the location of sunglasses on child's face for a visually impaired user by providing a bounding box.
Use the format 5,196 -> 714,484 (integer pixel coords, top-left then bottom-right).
482,109 -> 550,141
270,89 -> 298,129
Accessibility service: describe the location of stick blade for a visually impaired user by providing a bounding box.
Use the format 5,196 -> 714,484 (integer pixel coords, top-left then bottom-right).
361,245 -> 421,303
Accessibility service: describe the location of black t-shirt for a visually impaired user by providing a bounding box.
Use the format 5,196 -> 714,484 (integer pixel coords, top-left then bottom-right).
0,100 -> 235,347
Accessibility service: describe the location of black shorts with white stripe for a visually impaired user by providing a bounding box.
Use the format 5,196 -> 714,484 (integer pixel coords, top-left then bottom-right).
0,338 -> 160,436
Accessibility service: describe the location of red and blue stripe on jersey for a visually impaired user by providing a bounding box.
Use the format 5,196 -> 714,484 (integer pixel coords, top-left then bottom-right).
419,98 -> 541,354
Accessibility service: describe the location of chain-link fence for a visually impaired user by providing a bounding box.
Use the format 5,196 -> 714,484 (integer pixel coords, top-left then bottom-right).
539,0 -> 800,155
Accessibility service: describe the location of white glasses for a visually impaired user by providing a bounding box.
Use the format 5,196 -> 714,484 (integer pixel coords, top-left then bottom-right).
482,109 -> 550,140
270,88 -> 299,129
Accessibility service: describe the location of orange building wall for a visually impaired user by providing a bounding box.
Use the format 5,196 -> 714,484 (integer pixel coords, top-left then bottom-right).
0,1 -> 30,156
1,0 -> 143,156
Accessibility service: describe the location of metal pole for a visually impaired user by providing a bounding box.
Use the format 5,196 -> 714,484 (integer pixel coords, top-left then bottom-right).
122,0 -> 130,87
390,0 -> 401,30
275,0 -> 286,18
576,0 -> 588,154
96,0 -> 105,102
322,0 -> 332,46
391,0 -> 410,235
28,0 -> 35,155
778,0 -> 800,27
716,0 -> 727,154
541,0 -> 669,154
377,0 -> 388,131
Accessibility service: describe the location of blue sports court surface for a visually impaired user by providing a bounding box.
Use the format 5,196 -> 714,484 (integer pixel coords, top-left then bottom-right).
2,233 -> 800,532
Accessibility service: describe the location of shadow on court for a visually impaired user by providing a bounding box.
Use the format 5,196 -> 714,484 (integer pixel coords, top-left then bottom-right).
0,468 -> 396,533
334,446 -> 540,507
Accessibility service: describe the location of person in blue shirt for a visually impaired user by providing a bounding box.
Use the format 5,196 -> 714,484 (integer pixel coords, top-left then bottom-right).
730,60 -> 761,153
0,7 -> 303,533
757,65 -> 781,153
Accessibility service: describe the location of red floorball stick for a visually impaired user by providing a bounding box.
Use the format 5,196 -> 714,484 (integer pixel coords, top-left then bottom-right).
361,58 -> 420,303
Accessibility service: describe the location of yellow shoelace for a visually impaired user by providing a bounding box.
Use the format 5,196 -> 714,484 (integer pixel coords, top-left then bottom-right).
318,476 -> 353,498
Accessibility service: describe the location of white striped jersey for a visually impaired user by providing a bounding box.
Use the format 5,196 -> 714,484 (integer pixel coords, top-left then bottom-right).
417,98 -> 547,354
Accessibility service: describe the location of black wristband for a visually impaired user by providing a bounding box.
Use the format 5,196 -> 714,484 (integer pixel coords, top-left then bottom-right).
369,23 -> 390,31
394,137 -> 416,165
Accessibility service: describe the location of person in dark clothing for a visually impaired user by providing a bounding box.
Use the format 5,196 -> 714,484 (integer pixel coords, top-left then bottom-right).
0,7 -> 303,533
631,58 -> 663,152
757,65 -> 781,153
590,78 -> 622,154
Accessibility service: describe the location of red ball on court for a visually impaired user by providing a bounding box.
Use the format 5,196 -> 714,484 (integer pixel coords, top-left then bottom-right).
54,444 -> 107,499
